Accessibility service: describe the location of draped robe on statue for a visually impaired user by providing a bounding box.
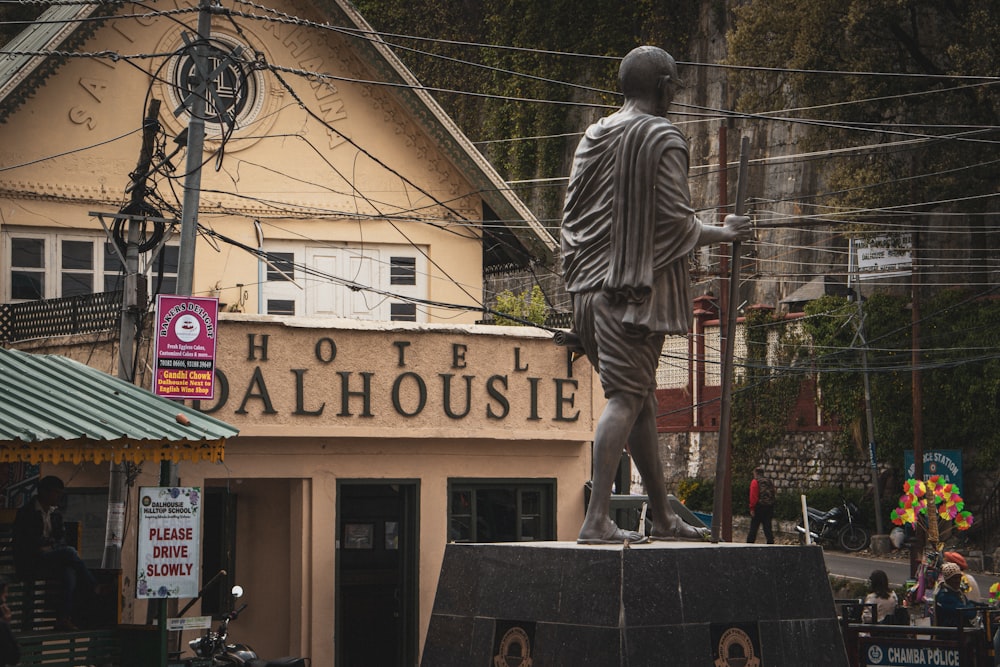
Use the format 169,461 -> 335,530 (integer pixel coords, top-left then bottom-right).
561,112 -> 701,397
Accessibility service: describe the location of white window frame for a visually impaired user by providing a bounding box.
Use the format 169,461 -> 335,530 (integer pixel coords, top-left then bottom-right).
260,241 -> 428,322
3,227 -> 178,302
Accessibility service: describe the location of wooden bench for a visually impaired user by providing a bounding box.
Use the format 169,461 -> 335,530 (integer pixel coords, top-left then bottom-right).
0,514 -> 121,666
16,628 -> 121,666
0,517 -> 81,632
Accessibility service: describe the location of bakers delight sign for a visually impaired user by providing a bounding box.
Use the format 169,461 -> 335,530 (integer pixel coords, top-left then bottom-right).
153,295 -> 219,400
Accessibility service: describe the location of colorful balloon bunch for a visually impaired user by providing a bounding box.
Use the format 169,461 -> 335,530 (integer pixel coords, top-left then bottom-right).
890,476 -> 973,536
990,582 -> 1000,604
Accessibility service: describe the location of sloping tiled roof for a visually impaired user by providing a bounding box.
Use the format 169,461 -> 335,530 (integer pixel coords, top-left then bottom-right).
0,0 -> 558,265
0,346 -> 238,464
0,3 -> 101,119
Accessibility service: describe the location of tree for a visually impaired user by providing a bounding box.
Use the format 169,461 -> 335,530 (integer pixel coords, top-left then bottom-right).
352,0 -> 702,223
801,291 -> 1000,471
731,308 -> 808,476
493,284 -> 547,326
727,1 -> 1000,283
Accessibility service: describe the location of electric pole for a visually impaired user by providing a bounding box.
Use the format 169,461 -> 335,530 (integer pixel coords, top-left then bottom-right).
102,98 -> 162,569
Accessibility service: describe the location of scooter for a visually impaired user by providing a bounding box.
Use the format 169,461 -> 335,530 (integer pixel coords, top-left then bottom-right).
795,496 -> 871,552
187,585 -> 309,667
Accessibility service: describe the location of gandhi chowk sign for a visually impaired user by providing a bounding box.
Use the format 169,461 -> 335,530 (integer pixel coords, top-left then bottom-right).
137,487 -> 201,598
153,295 -> 218,399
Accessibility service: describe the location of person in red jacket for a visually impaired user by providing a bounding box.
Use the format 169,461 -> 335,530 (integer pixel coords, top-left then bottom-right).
747,467 -> 775,544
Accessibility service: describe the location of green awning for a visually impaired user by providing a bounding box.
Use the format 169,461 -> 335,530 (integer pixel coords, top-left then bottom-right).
0,347 -> 237,464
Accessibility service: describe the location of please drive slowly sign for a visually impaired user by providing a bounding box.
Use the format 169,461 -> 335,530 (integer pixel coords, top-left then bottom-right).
137,486 -> 201,598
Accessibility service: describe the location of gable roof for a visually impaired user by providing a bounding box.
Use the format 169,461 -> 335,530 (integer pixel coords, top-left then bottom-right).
0,346 -> 238,464
0,0 -> 557,266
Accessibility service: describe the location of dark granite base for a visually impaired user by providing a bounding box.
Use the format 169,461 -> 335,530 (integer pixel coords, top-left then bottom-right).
421,542 -> 848,667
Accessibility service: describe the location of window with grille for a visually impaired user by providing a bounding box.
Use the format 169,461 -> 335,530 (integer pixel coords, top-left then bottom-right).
448,480 -> 554,542
390,256 -> 416,285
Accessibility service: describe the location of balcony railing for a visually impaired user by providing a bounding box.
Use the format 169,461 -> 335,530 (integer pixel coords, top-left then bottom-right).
0,291 -> 122,344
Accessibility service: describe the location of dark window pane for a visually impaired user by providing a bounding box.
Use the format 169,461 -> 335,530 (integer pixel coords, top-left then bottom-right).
12,238 -> 44,268
62,240 -> 93,270
153,276 -> 177,294
62,272 -> 93,296
448,483 -> 552,544
449,489 -> 472,541
11,271 -> 43,300
104,242 -> 121,271
390,302 -> 417,322
475,489 -> 517,542
520,516 -> 540,540
160,245 -> 179,273
104,275 -> 122,293
521,491 -> 540,515
390,256 -> 416,285
267,299 -> 295,315
266,253 -> 295,281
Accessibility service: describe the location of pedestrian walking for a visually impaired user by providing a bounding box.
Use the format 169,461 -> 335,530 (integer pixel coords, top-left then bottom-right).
747,467 -> 775,544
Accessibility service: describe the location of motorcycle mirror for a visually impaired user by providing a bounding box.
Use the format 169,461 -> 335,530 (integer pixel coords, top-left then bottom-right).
231,585 -> 244,599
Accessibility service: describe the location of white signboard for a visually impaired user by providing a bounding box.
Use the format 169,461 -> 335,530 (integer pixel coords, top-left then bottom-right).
137,487 -> 201,599
168,616 -> 212,631
854,235 -> 912,279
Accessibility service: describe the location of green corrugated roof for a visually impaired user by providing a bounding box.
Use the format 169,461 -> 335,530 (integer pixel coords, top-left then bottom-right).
0,346 -> 237,451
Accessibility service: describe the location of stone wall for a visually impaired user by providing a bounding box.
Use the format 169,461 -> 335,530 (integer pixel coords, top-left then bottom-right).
649,430 -> 872,495
647,430 -> 999,518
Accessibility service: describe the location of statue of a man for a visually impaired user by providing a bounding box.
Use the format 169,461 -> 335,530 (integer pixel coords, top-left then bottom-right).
561,46 -> 752,544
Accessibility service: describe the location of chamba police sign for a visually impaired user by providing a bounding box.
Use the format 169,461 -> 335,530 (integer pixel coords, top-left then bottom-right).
863,640 -> 962,666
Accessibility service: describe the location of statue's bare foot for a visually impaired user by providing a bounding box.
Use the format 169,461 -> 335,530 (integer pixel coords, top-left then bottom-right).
578,520 -> 648,545
649,515 -> 710,542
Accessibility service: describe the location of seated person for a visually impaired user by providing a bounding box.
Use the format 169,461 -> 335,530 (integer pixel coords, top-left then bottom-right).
943,550 -> 981,601
862,570 -> 899,623
934,562 -> 978,628
13,475 -> 98,631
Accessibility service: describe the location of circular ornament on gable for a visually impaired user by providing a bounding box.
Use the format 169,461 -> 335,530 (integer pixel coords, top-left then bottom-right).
152,25 -> 280,152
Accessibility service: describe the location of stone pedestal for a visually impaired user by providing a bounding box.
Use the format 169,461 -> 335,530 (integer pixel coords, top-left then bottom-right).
422,541 -> 848,667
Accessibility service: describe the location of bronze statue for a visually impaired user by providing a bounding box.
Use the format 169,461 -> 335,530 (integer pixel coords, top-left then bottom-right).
561,46 -> 752,544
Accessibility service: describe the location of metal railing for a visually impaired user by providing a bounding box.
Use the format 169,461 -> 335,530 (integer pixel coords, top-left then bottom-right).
977,478 -> 1000,566
0,291 -> 122,343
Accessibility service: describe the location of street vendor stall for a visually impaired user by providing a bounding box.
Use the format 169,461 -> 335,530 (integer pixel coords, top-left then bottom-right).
839,477 -> 999,667
0,346 -> 238,666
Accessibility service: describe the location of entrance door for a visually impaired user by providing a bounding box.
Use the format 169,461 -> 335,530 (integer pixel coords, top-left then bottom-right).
336,482 -> 418,666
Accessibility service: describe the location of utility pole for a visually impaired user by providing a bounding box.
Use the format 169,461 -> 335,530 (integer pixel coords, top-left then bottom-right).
849,238 -> 884,539
156,3 -> 212,662
176,0 -> 212,300
102,98 -> 162,569
909,229 -> 925,577
712,135 -> 749,544
715,124 -> 732,542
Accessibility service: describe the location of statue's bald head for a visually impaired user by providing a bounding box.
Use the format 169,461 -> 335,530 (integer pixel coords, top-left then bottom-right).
619,46 -> 681,101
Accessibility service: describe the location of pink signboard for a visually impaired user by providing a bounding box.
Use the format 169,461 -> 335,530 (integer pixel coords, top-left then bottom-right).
153,295 -> 218,399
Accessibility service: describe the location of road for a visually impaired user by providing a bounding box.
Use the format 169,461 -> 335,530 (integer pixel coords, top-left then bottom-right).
823,550 -> 1000,594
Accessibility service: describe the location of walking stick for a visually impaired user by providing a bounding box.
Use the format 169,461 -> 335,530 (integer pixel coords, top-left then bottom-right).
711,135 -> 750,543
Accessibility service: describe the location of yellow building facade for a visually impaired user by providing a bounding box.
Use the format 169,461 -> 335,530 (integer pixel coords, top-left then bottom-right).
0,0 -> 589,664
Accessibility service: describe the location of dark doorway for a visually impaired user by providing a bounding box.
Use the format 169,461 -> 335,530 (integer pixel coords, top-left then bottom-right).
336,481 -> 418,667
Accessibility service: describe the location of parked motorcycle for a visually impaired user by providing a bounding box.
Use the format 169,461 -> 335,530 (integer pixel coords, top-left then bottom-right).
188,585 -> 309,667
796,497 -> 871,552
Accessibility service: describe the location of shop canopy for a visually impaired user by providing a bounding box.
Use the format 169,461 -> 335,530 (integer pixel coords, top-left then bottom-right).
0,347 -> 237,464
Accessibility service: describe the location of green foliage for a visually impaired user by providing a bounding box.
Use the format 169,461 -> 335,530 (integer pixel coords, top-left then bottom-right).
676,477 -> 714,511
493,285 -> 548,326
802,290 -> 1000,470
352,0 -> 702,222
731,309 -> 808,476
